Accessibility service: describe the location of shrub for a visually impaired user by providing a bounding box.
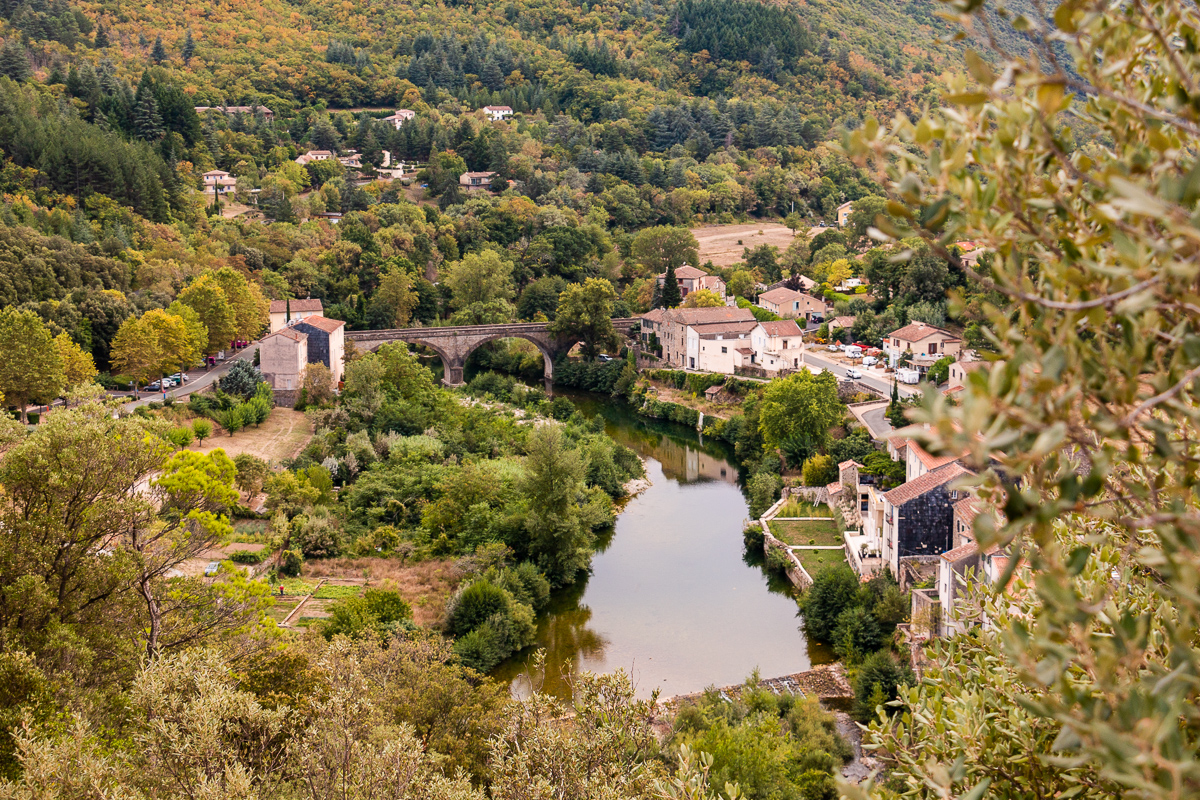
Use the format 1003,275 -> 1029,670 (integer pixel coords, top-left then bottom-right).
319,588 -> 412,640
747,471 -> 783,519
280,548 -> 303,576
228,550 -> 264,564
166,427 -> 194,449
549,396 -> 575,420
801,454 -> 837,487
798,564 -> 860,642
192,418 -> 213,444
831,605 -> 883,663
852,650 -> 915,723
445,580 -> 511,637
292,508 -> 341,559
214,407 -> 244,436
218,360 -> 265,399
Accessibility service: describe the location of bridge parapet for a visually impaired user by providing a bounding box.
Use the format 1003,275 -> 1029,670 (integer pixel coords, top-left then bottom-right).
345,318 -> 639,386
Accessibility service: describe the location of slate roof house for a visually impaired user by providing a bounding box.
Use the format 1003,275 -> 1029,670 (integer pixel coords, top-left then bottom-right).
880,462 -> 974,575
291,315 -> 346,384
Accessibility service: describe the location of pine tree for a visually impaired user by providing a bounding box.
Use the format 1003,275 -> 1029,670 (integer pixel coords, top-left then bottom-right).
0,42 -> 33,82
134,92 -> 165,141
660,263 -> 683,308
182,30 -> 195,62
151,35 -> 166,64
94,24 -> 109,48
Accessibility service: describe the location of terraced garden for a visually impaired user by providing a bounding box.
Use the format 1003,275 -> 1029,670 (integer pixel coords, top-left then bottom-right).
769,519 -> 843,547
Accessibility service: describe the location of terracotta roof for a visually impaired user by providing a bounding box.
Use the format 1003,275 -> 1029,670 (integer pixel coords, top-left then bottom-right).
640,308 -> 667,324
942,385 -> 966,396
887,322 -> 960,344
940,541 -> 978,562
306,150 -> 334,157
826,482 -> 844,495
461,171 -> 496,178
908,438 -> 964,472
882,463 -> 972,506
484,105 -> 513,112
831,315 -> 856,328
758,286 -> 803,304
758,320 -> 803,337
203,169 -> 230,177
697,320 -> 758,337
954,496 -> 981,526
664,307 -> 756,325
660,265 -> 708,280
839,460 -> 863,469
294,315 -> 346,333
736,347 -> 754,355
264,328 -> 307,343
269,299 -> 323,314
954,359 -> 986,372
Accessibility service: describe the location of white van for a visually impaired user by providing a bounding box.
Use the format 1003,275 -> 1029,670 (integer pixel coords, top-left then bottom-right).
896,368 -> 920,384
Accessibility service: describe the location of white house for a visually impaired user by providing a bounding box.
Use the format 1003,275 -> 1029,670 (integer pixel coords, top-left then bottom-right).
296,150 -> 335,166
460,171 -> 497,190
382,109 -> 416,129
655,306 -> 757,371
749,320 -> 806,373
269,298 -> 324,333
483,105 -> 514,121
202,170 -> 237,196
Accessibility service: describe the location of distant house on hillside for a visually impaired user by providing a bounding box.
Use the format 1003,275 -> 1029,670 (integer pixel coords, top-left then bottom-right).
195,105 -> 274,121
460,171 -> 497,190
202,170 -> 237,196
382,109 -> 416,129
836,200 -> 854,228
756,287 -> 826,323
656,265 -> 725,299
483,105 -> 513,121
884,322 -> 962,365
269,298 -> 323,333
296,150 -> 335,166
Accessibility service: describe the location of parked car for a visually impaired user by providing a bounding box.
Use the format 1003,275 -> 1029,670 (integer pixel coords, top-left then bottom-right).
146,381 -> 161,391
204,561 -> 221,577
846,368 -> 863,379
169,372 -> 191,383
862,356 -> 878,367
597,354 -> 614,362
827,344 -> 840,352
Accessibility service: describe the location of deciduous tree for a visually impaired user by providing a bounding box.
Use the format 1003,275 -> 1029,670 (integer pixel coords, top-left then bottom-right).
53,332 -> 98,393
548,278 -> 620,360
178,275 -> 236,355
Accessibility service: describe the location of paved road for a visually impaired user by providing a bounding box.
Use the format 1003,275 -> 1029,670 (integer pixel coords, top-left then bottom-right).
858,405 -> 894,440
121,344 -> 260,411
802,350 -> 919,398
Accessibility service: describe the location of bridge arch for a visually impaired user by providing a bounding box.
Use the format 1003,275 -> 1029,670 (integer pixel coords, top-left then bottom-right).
463,331 -> 562,385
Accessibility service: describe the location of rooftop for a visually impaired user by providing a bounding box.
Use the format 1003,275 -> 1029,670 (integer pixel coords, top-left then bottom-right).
908,438 -> 964,472
697,320 -> 758,337
757,286 -> 803,304
462,171 -> 497,178
940,541 -> 978,562
640,308 -> 668,324
664,306 -> 756,325
757,319 -> 803,337
660,265 -> 708,280
883,462 -> 973,506
294,314 -> 346,333
887,322 -> 961,343
269,298 -> 323,314
264,328 -> 307,343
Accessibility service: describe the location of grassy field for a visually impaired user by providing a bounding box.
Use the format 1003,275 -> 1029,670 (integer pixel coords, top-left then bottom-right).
776,500 -> 834,518
301,557 -> 465,627
770,519 -> 843,547
192,408 -> 313,463
794,547 -> 849,576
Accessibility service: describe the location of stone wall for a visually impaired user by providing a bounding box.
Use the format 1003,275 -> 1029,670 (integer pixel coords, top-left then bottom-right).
273,388 -> 300,408
897,555 -> 941,590
897,484 -> 958,558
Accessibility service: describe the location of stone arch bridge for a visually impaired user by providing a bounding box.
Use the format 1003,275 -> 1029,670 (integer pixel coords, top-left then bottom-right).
345,319 -> 639,386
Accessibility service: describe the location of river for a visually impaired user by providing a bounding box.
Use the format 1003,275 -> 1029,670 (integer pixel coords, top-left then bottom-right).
492,392 -> 831,700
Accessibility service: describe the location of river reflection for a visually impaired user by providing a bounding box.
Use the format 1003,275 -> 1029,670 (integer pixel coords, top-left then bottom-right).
492,393 -> 826,700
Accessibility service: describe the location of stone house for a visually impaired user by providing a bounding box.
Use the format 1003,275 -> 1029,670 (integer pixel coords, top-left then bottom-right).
292,315 -> 346,384
656,306 -> 757,370
947,358 -> 986,389
483,105 -> 514,121
756,287 -> 826,323
656,265 -> 725,299
749,319 -> 805,373
268,298 -> 323,333
259,328 -> 307,390
880,462 -> 974,575
295,150 -> 335,166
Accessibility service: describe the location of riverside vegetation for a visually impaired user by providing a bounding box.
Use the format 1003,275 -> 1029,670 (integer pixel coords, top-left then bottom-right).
0,0 -> 1196,797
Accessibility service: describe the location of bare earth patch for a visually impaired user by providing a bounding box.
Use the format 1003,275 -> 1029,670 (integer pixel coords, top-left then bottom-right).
693,223 -> 802,268
302,557 -> 466,627
191,408 -> 313,464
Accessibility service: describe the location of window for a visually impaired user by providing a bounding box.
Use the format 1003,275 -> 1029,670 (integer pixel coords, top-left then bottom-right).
929,343 -> 937,354
721,347 -> 727,354
782,339 -> 788,348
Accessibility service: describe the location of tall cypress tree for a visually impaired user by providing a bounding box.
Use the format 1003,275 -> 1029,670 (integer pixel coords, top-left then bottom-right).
151,35 -> 166,63
181,30 -> 195,62
661,263 -> 683,308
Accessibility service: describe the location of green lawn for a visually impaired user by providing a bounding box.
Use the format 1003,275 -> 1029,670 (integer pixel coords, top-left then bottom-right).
314,583 -> 362,600
776,500 -> 834,518
794,547 -> 849,576
770,520 -> 843,547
